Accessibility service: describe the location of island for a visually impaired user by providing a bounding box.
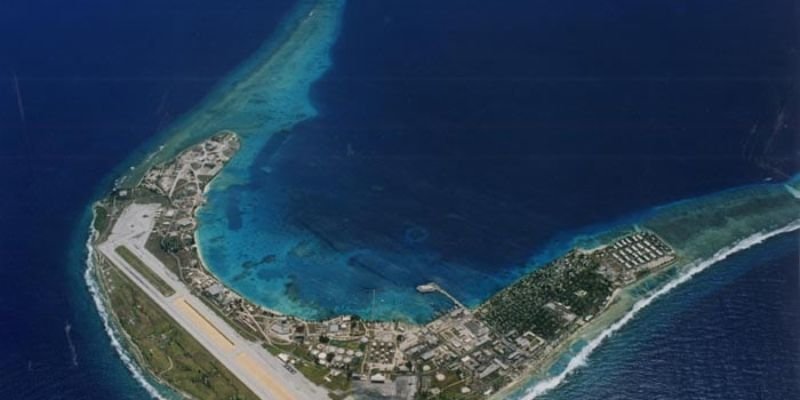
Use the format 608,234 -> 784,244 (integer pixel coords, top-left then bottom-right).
84,0 -> 800,398
90,130 -> 800,400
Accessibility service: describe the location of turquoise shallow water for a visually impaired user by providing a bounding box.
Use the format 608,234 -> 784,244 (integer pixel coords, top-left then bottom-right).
0,0 -> 305,398
139,0 -> 800,398
199,157 -> 800,325
194,0 -> 799,323
4,0 -> 797,398
514,230 -> 800,400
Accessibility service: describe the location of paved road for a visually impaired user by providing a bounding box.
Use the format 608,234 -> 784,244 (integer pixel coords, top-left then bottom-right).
98,204 -> 326,400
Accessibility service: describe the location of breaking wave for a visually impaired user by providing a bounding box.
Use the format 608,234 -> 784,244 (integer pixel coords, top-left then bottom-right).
83,219 -> 167,400
518,219 -> 800,399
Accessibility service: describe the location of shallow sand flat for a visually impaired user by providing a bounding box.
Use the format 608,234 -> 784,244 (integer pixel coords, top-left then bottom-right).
123,0 -> 347,186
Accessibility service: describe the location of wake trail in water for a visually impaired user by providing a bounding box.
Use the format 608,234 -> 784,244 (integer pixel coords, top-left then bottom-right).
519,219 -> 800,399
12,72 -> 26,123
64,322 -> 78,367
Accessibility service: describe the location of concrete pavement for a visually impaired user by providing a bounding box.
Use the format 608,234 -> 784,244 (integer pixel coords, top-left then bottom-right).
98,204 -> 327,400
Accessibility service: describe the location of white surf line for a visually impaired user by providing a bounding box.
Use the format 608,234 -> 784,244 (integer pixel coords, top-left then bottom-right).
519,219 -> 800,400
84,224 -> 168,400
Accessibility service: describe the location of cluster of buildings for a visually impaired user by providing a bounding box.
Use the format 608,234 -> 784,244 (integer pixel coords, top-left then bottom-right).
133,134 -> 303,338
310,343 -> 363,369
392,306 -> 548,397
123,133 -> 680,399
142,132 -> 239,260
136,133 -> 262,319
141,132 -> 237,200
365,328 -> 402,372
598,231 -> 676,283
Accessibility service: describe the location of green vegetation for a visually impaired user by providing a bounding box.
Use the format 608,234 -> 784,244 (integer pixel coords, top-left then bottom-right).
423,371 -> 465,398
197,294 -> 261,342
93,205 -> 110,235
296,362 -> 349,392
329,339 -> 361,352
115,246 -> 176,297
131,187 -> 171,205
101,263 -> 257,400
160,235 -> 183,253
478,252 -> 612,339
264,342 -> 351,393
145,235 -> 181,277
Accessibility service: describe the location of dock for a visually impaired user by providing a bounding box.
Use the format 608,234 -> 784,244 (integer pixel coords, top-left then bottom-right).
416,282 -> 466,309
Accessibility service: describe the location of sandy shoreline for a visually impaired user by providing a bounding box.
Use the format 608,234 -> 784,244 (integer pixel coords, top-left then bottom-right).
82,0 -> 800,394
92,131 -> 800,400
91,167 -> 800,400
493,218 -> 800,399
192,141 -> 286,319
490,283 -> 635,400
95,119 -> 800,400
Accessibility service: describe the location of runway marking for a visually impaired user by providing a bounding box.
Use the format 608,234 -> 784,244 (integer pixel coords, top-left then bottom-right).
236,353 -> 295,400
173,297 -> 236,352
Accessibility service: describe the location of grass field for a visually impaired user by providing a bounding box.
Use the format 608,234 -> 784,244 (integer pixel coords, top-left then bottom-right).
92,205 -> 110,236
101,261 -> 258,400
265,342 -> 351,393
115,245 -> 176,297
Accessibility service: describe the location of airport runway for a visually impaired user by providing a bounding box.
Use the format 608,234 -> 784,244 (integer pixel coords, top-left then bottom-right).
98,204 -> 326,400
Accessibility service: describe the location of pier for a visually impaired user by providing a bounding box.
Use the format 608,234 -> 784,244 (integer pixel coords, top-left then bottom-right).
416,282 -> 466,309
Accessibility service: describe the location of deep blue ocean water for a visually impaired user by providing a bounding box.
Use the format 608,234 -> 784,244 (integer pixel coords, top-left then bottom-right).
537,231 -> 800,400
0,0 -> 295,398
0,0 -> 797,399
200,0 -> 799,321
